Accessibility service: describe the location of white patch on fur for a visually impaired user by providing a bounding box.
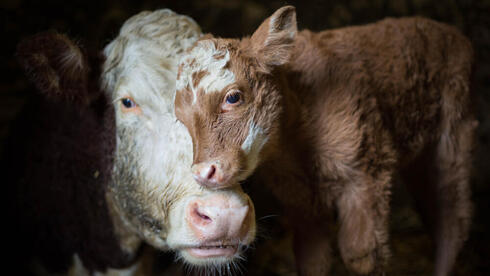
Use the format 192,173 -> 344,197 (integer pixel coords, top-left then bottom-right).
102,9 -> 202,95
241,121 -> 269,177
176,40 -> 235,104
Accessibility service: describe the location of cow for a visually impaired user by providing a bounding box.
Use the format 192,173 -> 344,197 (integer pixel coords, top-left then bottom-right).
7,9 -> 255,275
173,6 -> 476,276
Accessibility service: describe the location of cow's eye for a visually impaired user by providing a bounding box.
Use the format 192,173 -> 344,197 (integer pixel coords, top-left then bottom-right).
120,97 -> 141,114
121,98 -> 136,108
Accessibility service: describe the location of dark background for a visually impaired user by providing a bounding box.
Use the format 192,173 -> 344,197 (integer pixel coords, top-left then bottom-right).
1,0 -> 489,275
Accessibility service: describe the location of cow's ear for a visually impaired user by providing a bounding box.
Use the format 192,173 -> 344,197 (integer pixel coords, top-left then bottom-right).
249,6 -> 297,69
16,32 -> 92,104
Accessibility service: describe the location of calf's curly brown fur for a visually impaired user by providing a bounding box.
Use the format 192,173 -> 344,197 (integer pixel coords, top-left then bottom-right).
175,6 -> 476,275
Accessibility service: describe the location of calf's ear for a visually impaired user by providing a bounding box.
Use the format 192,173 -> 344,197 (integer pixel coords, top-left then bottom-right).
250,6 -> 297,69
16,32 -> 92,104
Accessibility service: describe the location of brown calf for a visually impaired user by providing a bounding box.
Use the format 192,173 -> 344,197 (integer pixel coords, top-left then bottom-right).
174,6 -> 475,275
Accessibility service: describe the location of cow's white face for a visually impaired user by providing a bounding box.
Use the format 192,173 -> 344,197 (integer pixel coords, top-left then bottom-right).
102,10 -> 256,268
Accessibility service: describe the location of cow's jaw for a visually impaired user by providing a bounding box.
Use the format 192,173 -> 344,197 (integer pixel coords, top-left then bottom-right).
167,189 -> 256,267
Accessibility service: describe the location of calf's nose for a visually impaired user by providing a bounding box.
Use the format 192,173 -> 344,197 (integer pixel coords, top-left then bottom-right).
186,195 -> 251,242
192,161 -> 228,188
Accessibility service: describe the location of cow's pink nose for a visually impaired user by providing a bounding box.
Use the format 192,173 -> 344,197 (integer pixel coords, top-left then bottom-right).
192,162 -> 226,188
186,195 -> 251,242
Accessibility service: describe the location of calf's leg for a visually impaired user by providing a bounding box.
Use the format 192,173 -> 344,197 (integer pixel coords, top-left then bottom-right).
336,174 -> 391,275
432,119 -> 475,276
403,118 -> 475,276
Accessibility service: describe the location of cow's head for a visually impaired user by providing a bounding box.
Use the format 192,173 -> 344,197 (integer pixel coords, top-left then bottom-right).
102,10 -> 256,268
175,6 -> 297,188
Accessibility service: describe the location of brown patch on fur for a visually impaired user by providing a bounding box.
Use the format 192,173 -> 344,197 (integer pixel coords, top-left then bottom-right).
191,70 -> 209,88
188,58 -> 196,68
212,51 -> 227,60
175,6 -> 475,276
176,64 -> 183,81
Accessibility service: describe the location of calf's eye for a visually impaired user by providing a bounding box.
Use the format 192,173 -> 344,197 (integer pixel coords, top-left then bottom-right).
226,93 -> 241,104
222,90 -> 243,112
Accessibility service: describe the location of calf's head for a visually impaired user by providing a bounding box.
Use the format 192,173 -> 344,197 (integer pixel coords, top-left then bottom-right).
102,10 -> 256,267
175,6 -> 297,188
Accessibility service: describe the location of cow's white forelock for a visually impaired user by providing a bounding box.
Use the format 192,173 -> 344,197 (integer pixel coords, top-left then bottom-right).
176,40 -> 236,104
102,9 -> 202,95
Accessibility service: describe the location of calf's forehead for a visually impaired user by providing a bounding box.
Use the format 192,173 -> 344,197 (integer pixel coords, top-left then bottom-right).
176,40 -> 237,100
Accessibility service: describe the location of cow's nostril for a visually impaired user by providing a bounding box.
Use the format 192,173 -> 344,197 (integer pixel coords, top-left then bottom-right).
186,196 -> 253,243
195,208 -> 211,221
